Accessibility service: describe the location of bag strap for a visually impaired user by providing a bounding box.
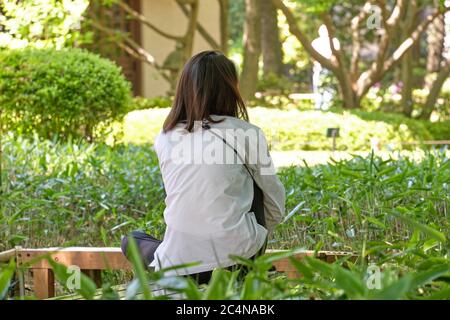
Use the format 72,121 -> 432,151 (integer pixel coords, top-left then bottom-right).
206,126 -> 266,227
174,121 -> 267,229
206,126 -> 255,181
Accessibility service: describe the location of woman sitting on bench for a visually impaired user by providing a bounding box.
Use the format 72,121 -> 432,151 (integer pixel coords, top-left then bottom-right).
122,51 -> 285,284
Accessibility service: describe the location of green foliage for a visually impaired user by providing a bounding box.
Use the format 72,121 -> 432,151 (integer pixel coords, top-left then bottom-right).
0,0 -> 89,49
0,48 -> 132,140
252,107 -> 431,151
2,133 -> 449,299
115,107 -> 432,151
248,94 -> 314,110
46,251 -> 450,300
423,121 -> 450,140
116,108 -> 169,145
3,136 -> 448,253
276,150 -> 449,252
47,257 -> 97,299
257,73 -> 295,94
286,254 -> 450,300
1,100 -> 447,299
1,133 -> 166,251
123,237 -> 153,300
228,0 -> 245,54
0,260 -> 15,299
294,0 -> 337,13
128,96 -> 173,112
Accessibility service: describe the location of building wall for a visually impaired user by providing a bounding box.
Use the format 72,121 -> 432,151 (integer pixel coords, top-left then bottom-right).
141,0 -> 221,98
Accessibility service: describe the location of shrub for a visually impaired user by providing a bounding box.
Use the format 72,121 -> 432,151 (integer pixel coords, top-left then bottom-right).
128,96 -> 173,112
423,120 -> 450,140
251,108 -> 432,151
115,107 -> 432,151
349,109 -> 433,137
0,48 -> 132,140
256,73 -> 294,94
248,94 -> 314,110
118,108 -> 170,145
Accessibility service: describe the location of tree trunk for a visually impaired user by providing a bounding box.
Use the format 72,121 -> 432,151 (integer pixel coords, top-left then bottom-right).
400,50 -> 414,116
421,59 -> 450,119
335,64 -> 360,109
260,0 -> 284,77
395,0 -> 416,116
182,0 -> 199,63
425,12 -> 445,90
426,5 -> 445,76
177,0 -> 221,50
218,0 -> 229,53
340,82 -> 360,109
240,0 -> 261,101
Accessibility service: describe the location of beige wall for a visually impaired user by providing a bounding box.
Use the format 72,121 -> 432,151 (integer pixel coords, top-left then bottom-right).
141,0 -> 221,98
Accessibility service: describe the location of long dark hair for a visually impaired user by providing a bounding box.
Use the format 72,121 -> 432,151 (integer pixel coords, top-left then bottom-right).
163,51 -> 248,132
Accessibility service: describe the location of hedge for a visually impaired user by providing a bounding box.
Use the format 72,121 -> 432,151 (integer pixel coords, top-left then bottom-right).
0,48 -> 132,140
116,107 -> 433,151
422,120 -> 450,141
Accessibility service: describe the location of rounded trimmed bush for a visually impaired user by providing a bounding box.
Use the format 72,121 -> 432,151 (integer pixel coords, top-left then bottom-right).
0,48 -> 132,140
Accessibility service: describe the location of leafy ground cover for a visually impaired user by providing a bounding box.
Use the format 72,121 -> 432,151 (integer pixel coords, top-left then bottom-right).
1,134 -> 448,299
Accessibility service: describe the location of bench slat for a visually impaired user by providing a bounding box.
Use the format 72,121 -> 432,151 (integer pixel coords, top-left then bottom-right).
17,247 -> 131,270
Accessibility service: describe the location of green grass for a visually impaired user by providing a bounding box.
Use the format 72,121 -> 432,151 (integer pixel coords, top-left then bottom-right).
1,133 -> 166,251
1,134 -> 449,299
275,152 -> 449,251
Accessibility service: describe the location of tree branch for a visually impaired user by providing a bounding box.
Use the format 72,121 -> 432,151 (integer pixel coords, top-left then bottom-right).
422,57 -> 450,118
322,13 -> 344,67
371,0 -> 407,79
374,0 -> 407,75
116,0 -> 184,41
176,0 -> 221,50
180,0 -> 199,60
350,1 -> 373,78
218,0 -> 229,53
357,7 -> 447,96
386,0 -> 407,27
272,0 -> 336,70
322,12 -> 356,102
382,8 -> 446,74
89,19 -> 157,66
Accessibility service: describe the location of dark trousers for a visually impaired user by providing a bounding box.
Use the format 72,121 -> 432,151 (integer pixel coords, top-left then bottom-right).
187,240 -> 267,285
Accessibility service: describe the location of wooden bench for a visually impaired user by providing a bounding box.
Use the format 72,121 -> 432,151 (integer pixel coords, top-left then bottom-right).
2,247 -> 132,299
1,246 -> 356,299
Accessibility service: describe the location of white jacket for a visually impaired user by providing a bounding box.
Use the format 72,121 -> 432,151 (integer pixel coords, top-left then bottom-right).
150,115 -> 285,275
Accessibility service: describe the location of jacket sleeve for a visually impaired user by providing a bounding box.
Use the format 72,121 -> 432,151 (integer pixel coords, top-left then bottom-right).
247,129 -> 286,234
